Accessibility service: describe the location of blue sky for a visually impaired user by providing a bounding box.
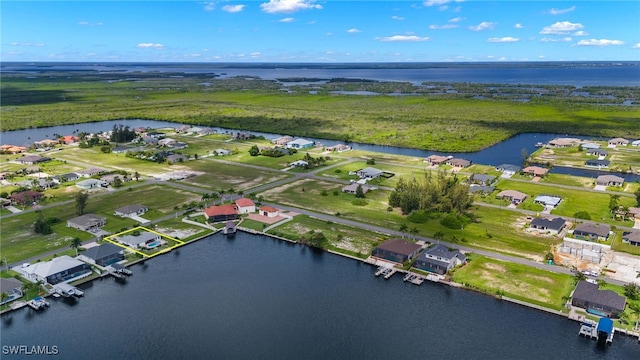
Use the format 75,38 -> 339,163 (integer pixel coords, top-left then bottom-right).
2,1 -> 639,62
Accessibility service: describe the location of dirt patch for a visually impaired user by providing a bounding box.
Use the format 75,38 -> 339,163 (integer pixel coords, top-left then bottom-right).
155,227 -> 199,240
482,262 -> 507,273
245,213 -> 287,224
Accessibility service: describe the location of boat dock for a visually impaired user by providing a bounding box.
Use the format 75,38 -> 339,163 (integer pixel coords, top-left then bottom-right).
578,322 -> 597,339
375,266 -> 397,279
403,273 -> 425,285
52,283 -> 84,298
106,263 -> 133,279
27,296 -> 49,310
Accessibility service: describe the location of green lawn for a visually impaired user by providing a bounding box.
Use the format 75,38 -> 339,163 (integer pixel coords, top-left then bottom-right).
181,158 -> 292,192
452,253 -> 574,310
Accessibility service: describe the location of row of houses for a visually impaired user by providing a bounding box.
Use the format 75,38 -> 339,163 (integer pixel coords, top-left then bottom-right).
423,155 -> 472,168
204,198 -> 279,222
547,137 -> 640,148
371,239 -> 467,275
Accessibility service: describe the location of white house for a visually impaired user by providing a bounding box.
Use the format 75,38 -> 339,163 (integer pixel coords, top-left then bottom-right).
76,178 -> 107,190
286,138 -> 314,149
235,198 -> 256,214
22,256 -> 92,285
117,231 -> 162,249
260,206 -> 279,218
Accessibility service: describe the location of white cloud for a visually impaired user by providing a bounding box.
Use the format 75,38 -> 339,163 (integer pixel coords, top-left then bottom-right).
203,2 -> 216,11
391,15 -> 404,21
548,6 -> 576,15
250,52 -> 261,57
278,17 -> 295,22
573,30 -> 588,36
540,37 -> 572,42
468,22 -> 495,31
376,35 -> 430,42
429,24 -> 457,29
514,23 -> 523,29
449,17 -> 465,23
487,37 -> 519,43
78,21 -> 103,26
633,43 -> 640,49
347,28 -> 361,33
10,42 -> 46,47
222,4 -> 245,13
576,39 -> 624,46
423,0 -> 462,6
260,0 -> 322,14
136,43 -> 165,49
539,21 -> 583,35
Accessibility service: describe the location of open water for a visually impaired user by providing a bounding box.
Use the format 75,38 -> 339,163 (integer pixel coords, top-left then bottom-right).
2,233 -> 639,359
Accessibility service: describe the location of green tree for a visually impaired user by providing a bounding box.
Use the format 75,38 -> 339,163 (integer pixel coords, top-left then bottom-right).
1,291 -> 9,303
630,303 -> 640,330
623,283 -> 640,300
70,237 -> 82,256
573,271 -> 587,284
635,188 -> 640,207
112,176 -> 123,188
409,226 -> 419,240
75,191 -> 89,215
609,194 -> 620,215
399,223 -> 408,238
248,145 -> 260,156
355,184 -> 366,198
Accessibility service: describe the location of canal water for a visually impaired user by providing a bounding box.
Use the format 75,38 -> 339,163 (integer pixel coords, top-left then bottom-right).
2,233 -> 638,359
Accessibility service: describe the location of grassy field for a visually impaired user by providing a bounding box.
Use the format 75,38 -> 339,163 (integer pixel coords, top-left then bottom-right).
180,159 -> 292,192
0,184 -> 202,263
3,74 -> 639,152
451,254 -> 574,310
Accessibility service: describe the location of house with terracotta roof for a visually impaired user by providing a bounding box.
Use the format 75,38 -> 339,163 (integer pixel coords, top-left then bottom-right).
10,190 -> 44,206
204,204 -> 238,222
423,155 -> 449,166
0,145 -> 28,154
60,135 -> 80,144
235,198 -> 256,214
260,206 -> 279,218
371,239 -> 422,263
522,166 -> 548,177
496,190 -> 527,205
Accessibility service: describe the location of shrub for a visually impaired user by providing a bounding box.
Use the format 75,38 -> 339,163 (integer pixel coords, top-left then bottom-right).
574,211 -> 591,220
351,198 -> 368,206
321,190 -> 328,196
333,190 -> 339,196
440,214 -> 463,229
407,210 -> 429,224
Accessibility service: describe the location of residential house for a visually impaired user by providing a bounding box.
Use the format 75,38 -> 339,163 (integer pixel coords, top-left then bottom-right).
260,206 -> 279,218
53,172 -> 80,183
33,139 -> 59,148
158,138 -> 177,147
424,155 -> 449,166
326,144 -> 351,152
76,178 -> 107,190
0,278 -> 24,305
371,239 -> 422,263
530,217 -> 566,235
60,135 -> 80,144
586,149 -> 608,157
214,149 -> 231,156
67,213 -> 107,232
446,158 -> 472,168
627,207 -> 640,220
142,136 -> 159,145
547,138 -> 580,148
596,175 -> 624,187
496,190 -> 527,205
117,231 -> 163,249
289,160 -> 309,168
272,136 -> 294,146
632,140 -> 640,147
22,255 -> 92,285
78,243 -> 125,267
235,198 -> 256,214
571,281 -> 626,317
534,195 -> 562,208
114,204 -> 148,218
146,131 -> 166,139
581,142 -> 600,150
585,159 -> 610,168
469,174 -> 496,186
18,178 -> 57,190
100,174 -> 126,184
413,244 -> 467,275
356,167 -> 384,180
76,168 -> 106,178
199,128 -> 217,136
522,166 -> 548,177
15,155 -> 51,165
9,190 -> 43,206
204,204 -> 238,222
0,144 -> 28,154
342,183 -> 372,195
573,223 -> 611,241
496,164 -> 521,177
468,185 -> 495,194
286,138 -> 314,149
622,230 -> 640,246
166,154 -> 189,163
608,138 -> 629,147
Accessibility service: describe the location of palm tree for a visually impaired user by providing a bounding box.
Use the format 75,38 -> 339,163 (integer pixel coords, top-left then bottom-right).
398,223 -> 408,238
630,303 -> 640,331
409,226 -> 419,240
70,237 -> 82,256
134,171 -> 140,181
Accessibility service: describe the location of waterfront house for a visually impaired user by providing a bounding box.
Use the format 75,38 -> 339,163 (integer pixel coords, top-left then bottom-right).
413,244 -> 466,275
22,255 -> 92,285
495,164 -> 521,177
286,138 -> 314,149
67,214 -> 107,232
146,131 -> 166,139
469,174 -> 496,186
571,281 -> 626,317
534,195 -> 562,208
114,204 -> 148,218
204,204 -> 238,222
595,175 -> 624,187
235,198 -> 256,214
530,217 -> 566,235
76,178 -> 108,190
522,166 -> 548,177
446,158 -> 472,168
356,167 -> 384,180
573,223 -> 611,241
10,190 -> 44,206
260,206 -> 279,218
586,149 -> 608,157
289,160 -> 309,168
547,138 -> 580,148
632,140 -> 640,147
608,138 -> 629,147
15,155 -> 51,165
424,155 -> 449,166
142,136 -> 159,145
117,231 -> 163,249
34,139 -> 59,148
371,239 -> 422,263
79,243 -> 125,267
60,135 -> 80,144
496,190 -> 527,205
326,144 -> 351,152
622,230 -> 640,246
272,136 -> 294,146
342,183 -> 372,195
0,278 -> 24,305
585,159 -> 610,169
199,128 -> 216,136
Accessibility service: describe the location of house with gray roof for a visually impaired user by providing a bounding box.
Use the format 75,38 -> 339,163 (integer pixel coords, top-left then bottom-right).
621,230 -> 640,246
585,159 -> 610,168
534,195 -> 562,208
342,183 -> 372,195
446,158 -> 472,168
76,178 -> 108,190
114,204 -> 148,218
571,280 -> 626,317
67,214 -> 107,232
586,149 -> 608,157
79,243 -> 125,267
470,174 -> 496,186
356,167 -> 384,180
22,255 -> 92,285
286,138 -> 314,149
0,278 -> 24,305
596,175 -> 624,187
53,172 -> 80,183
371,239 -> 422,263
573,223 -> 611,241
117,231 -> 163,249
496,190 -> 527,205
413,244 -> 467,275
15,155 -> 51,165
468,185 -> 495,194
496,164 -> 521,177
530,217 -> 566,235
581,142 -> 600,150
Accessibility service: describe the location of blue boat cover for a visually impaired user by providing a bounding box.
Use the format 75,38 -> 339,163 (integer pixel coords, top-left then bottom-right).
596,318 -> 613,335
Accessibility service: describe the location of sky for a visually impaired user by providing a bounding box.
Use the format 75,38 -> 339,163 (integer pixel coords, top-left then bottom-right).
2,0 -> 639,62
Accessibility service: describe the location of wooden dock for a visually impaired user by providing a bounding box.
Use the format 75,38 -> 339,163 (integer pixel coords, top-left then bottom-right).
375,266 -> 396,279
578,323 -> 597,339
403,273 -> 425,285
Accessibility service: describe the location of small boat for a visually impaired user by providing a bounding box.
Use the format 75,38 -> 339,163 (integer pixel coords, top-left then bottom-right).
535,142 -> 545,147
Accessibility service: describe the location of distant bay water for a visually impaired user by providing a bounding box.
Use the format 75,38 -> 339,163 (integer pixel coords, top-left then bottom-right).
2,233 -> 639,359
